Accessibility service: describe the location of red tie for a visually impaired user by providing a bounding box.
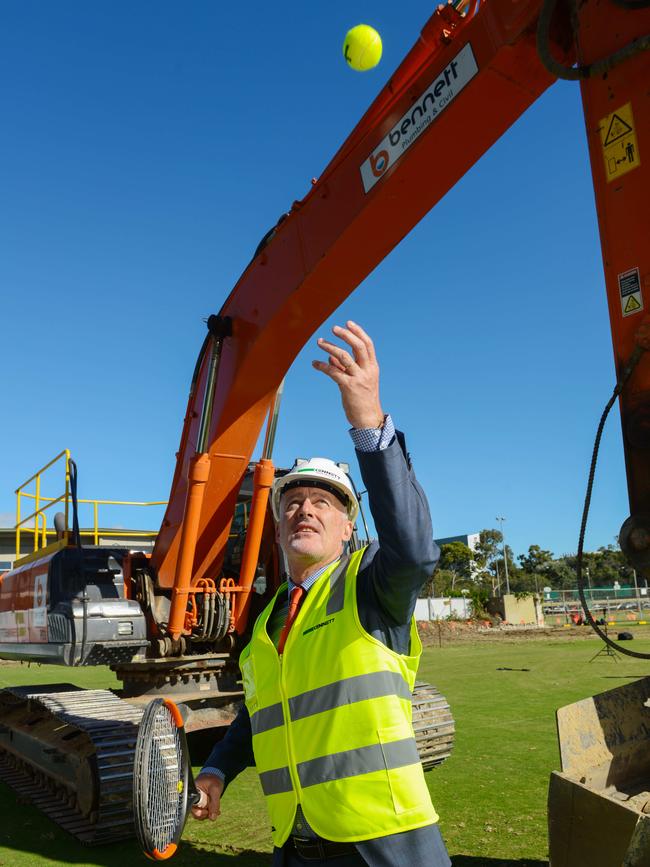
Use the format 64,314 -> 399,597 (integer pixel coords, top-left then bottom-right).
277,586 -> 306,654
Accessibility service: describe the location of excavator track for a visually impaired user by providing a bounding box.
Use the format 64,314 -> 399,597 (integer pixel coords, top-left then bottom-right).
411,681 -> 455,770
0,685 -> 143,844
0,680 -> 453,846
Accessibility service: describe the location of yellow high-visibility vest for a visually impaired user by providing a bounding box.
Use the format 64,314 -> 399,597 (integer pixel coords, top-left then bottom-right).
239,548 -> 438,846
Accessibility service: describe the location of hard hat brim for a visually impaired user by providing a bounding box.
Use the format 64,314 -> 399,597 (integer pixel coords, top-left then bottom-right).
278,478 -> 350,511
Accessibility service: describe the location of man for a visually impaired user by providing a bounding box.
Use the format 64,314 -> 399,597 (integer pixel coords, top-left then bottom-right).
194,321 -> 451,867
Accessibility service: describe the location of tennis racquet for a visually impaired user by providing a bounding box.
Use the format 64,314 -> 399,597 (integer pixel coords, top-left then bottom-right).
133,697 -> 208,860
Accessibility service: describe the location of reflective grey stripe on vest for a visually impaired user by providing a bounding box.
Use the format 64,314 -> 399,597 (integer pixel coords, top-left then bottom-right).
297,737 -> 420,789
326,555 -> 349,615
259,765 -> 293,796
289,671 -> 411,722
251,702 -> 284,736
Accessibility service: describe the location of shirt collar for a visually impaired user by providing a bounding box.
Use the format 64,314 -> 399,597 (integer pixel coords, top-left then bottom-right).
288,558 -> 340,596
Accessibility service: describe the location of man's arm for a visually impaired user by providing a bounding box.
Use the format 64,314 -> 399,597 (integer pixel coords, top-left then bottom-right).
200,701 -> 255,784
356,429 -> 439,626
313,321 -> 439,630
193,702 -> 255,820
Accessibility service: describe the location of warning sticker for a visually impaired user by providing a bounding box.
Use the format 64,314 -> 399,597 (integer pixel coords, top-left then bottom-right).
619,267 -> 643,317
32,572 -> 47,630
600,103 -> 640,182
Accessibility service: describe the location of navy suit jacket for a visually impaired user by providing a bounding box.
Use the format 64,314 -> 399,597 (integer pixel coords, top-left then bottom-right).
202,432 -> 450,867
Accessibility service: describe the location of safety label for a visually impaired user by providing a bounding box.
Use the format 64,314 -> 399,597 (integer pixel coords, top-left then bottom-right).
600,102 -> 640,182
33,573 -> 47,627
619,267 -> 643,317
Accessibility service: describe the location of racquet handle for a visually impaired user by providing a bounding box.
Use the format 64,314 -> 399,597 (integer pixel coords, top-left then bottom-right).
189,789 -> 209,810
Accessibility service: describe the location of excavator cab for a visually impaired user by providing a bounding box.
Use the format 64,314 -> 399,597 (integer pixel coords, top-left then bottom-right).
0,546 -> 148,666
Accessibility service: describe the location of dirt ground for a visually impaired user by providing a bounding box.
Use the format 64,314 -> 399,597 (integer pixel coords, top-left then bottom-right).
416,618 -> 650,645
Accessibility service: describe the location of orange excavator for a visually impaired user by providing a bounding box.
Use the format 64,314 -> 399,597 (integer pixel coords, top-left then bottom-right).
0,0 -> 648,861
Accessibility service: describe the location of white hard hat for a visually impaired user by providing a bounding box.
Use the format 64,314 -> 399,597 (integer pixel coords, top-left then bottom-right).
271,458 -> 359,523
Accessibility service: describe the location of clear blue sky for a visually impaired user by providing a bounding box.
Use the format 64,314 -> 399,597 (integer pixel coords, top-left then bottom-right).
0,1 -> 627,560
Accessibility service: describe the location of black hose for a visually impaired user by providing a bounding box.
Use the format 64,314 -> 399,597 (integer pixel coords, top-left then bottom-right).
68,459 -> 89,665
77,591 -> 89,666
537,0 -> 650,80
68,459 -> 82,549
576,344 -> 650,659
347,474 -> 371,546
190,333 -> 212,393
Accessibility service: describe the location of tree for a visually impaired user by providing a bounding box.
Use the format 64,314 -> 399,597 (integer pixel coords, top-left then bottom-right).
489,543 -> 520,595
438,542 -> 474,592
548,557 -> 578,588
502,544 -> 518,580
517,544 -> 554,593
593,545 -> 634,586
473,529 -> 502,574
423,533 -> 637,600
518,545 -> 554,574
508,568 -> 537,594
472,528 -> 504,592
559,546 -> 634,589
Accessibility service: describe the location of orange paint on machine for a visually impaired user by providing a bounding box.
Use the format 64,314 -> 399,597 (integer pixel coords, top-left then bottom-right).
0,557 -> 51,645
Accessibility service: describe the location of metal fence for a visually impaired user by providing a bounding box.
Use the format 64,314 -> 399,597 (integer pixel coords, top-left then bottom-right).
415,589 -> 650,625
542,587 -> 648,613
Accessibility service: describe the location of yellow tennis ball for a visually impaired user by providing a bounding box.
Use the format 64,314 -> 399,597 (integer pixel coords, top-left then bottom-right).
343,24 -> 382,72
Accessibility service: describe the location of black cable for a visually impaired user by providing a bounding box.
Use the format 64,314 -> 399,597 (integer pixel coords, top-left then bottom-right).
537,0 -> 650,80
576,344 -> 650,659
347,474 -> 371,546
190,333 -> 211,392
68,459 -> 82,550
252,213 -> 289,261
68,459 -> 89,666
77,590 -> 89,667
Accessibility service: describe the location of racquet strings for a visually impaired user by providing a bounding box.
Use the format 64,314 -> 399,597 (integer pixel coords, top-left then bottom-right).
134,699 -> 187,857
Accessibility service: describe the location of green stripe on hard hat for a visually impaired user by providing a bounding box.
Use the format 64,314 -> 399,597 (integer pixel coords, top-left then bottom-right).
271,457 -> 359,523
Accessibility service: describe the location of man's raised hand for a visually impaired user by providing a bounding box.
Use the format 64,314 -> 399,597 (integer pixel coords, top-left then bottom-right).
312,321 -> 384,430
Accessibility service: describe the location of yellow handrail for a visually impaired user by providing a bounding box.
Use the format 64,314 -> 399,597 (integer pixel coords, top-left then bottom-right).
14,450 -> 166,560
15,450 -> 70,556
16,449 -> 70,490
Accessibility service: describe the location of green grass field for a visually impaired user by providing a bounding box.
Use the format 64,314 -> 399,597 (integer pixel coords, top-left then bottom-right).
2,634 -> 650,866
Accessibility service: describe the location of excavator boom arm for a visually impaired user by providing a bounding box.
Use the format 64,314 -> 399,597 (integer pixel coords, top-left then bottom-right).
151,0 -> 570,593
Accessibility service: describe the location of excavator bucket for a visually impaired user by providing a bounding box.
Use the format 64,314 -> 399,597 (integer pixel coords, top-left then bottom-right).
548,676 -> 650,867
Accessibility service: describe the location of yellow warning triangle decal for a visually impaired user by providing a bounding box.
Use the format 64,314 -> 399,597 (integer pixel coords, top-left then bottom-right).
605,114 -> 633,146
624,295 -> 641,313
